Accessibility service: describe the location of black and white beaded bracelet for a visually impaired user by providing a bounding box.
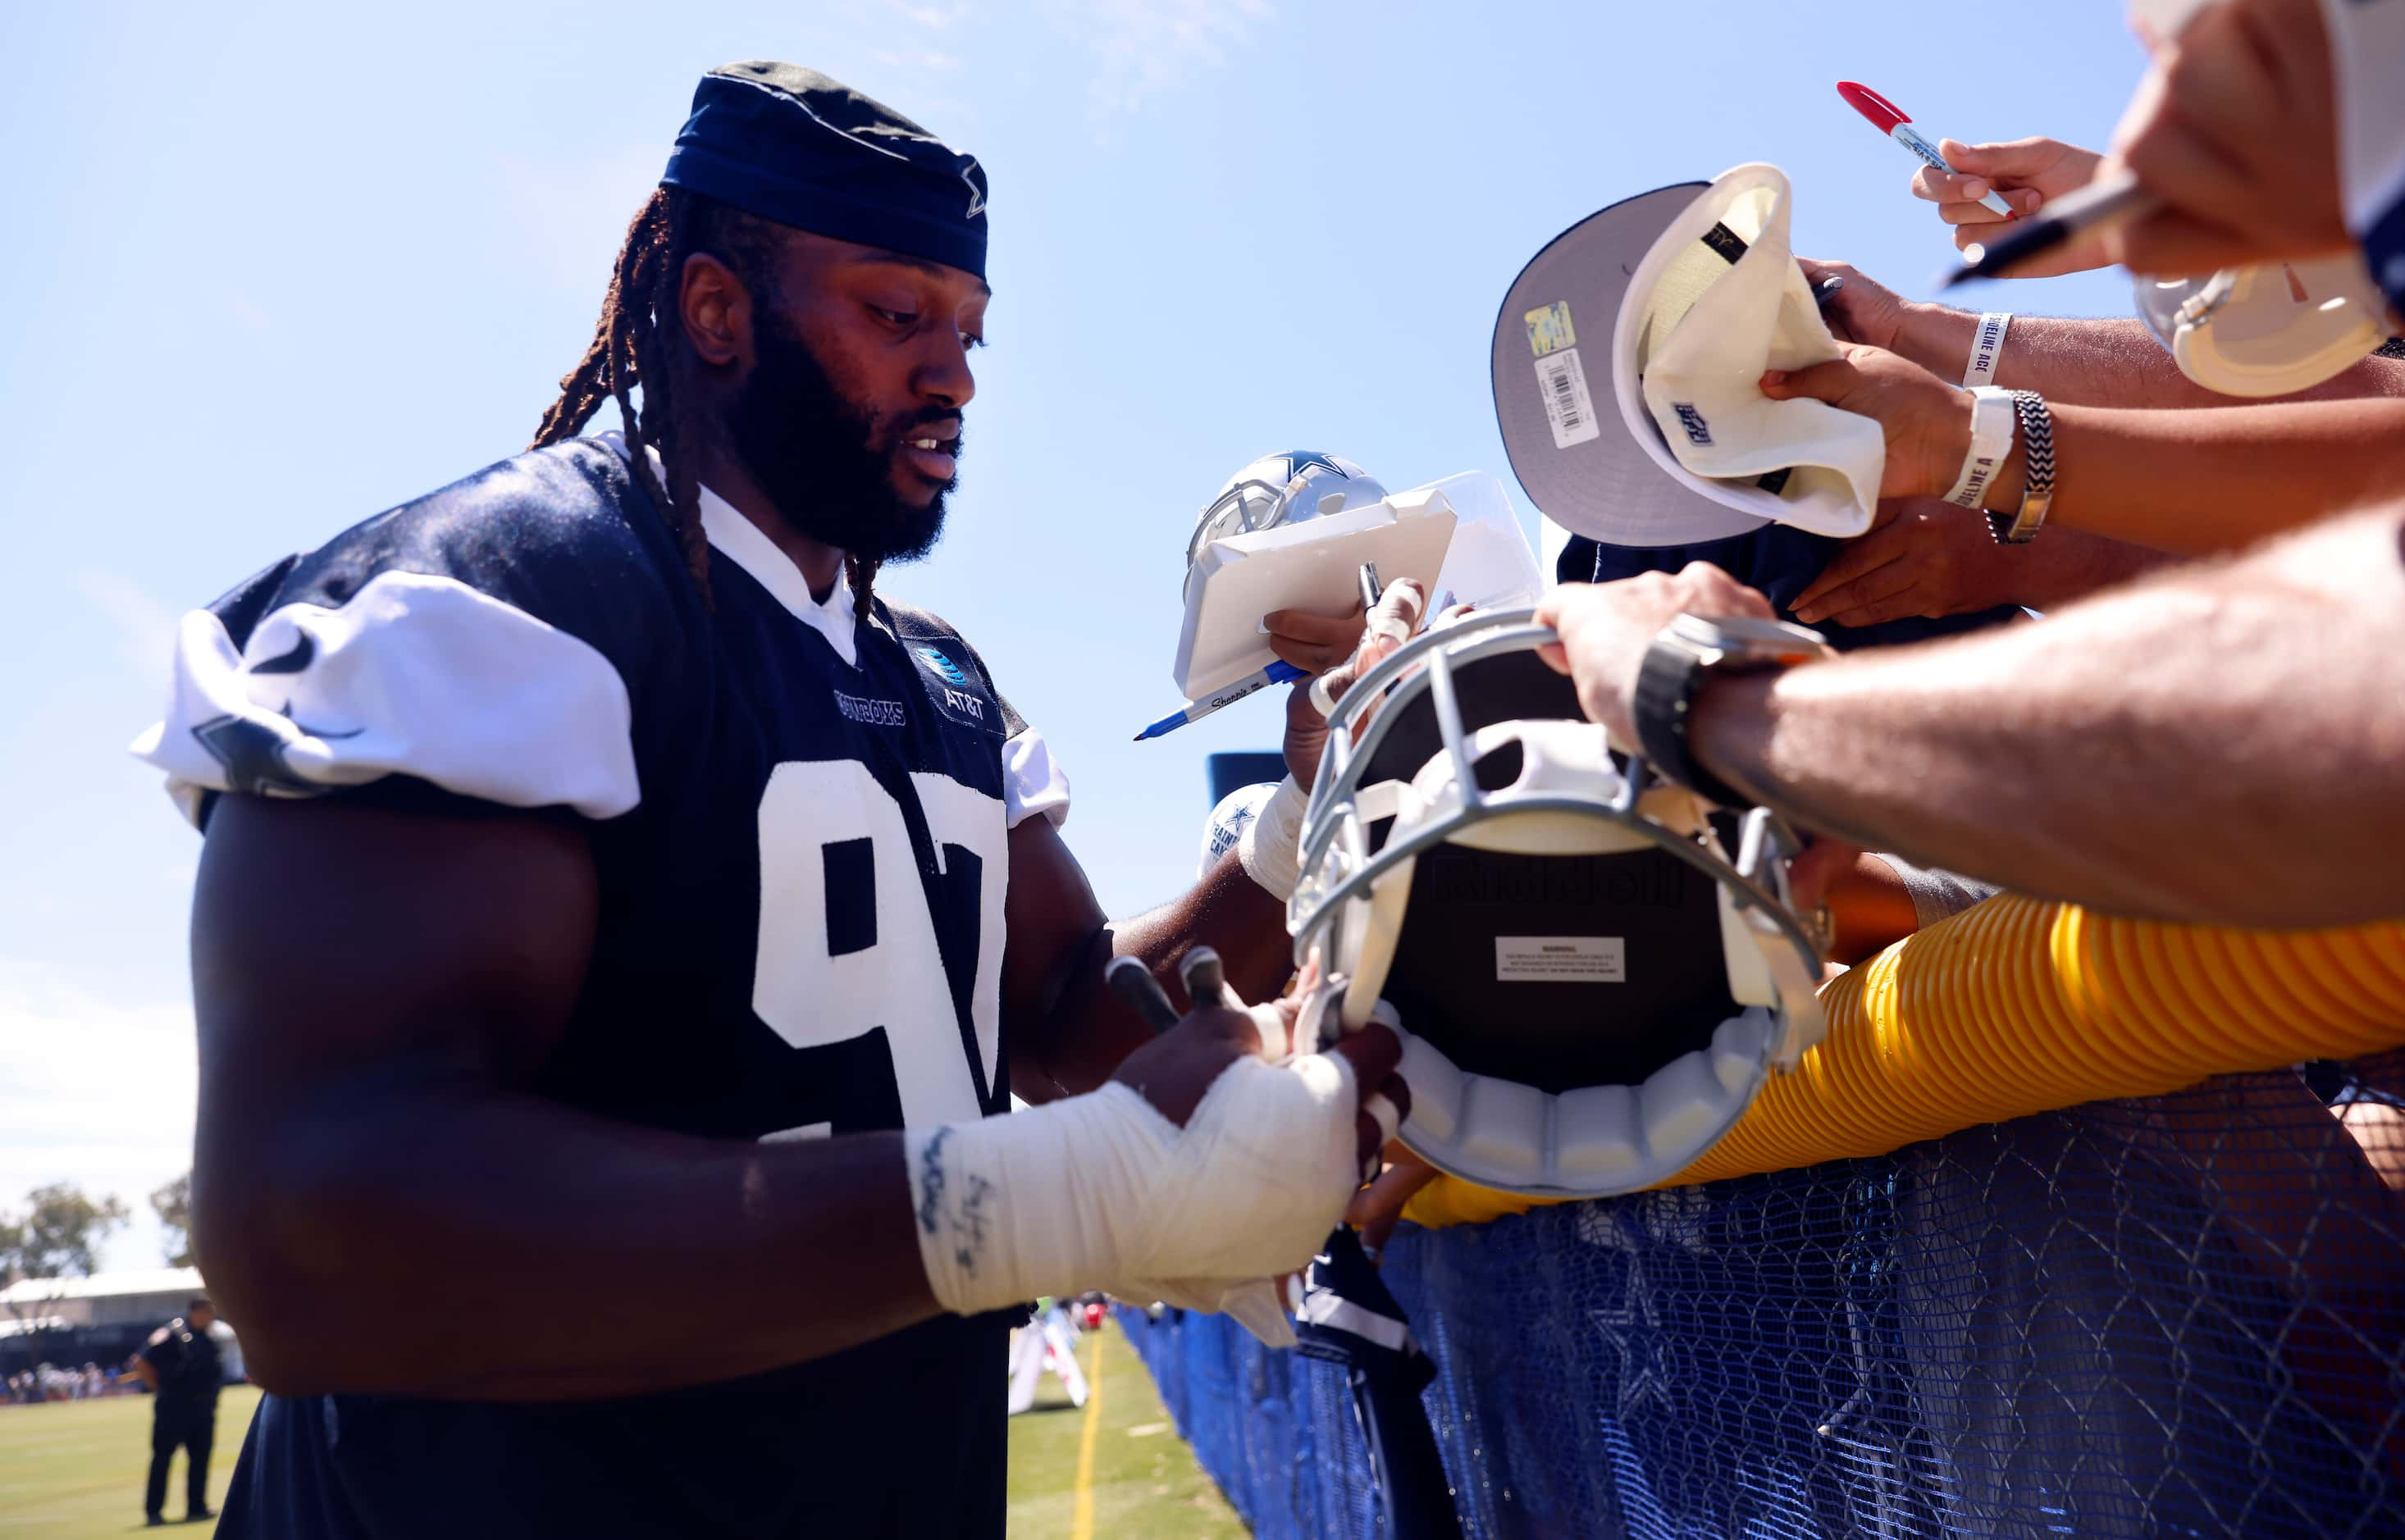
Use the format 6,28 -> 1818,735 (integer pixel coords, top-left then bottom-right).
1988,390 -> 2055,545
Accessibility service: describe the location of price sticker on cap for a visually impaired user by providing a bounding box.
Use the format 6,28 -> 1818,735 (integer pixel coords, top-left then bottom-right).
1535,348 -> 1601,450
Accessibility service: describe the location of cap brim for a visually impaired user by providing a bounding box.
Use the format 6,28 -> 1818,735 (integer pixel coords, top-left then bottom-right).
1492,184 -> 1767,549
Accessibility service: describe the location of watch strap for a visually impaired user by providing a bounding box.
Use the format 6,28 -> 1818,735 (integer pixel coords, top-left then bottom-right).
1633,639 -> 1758,811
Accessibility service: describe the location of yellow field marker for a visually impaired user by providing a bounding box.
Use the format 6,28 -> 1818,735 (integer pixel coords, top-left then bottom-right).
1068,1328 -> 1106,1540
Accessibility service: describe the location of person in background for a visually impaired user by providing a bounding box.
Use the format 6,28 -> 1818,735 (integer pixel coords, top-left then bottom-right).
134,1296 -> 222,1527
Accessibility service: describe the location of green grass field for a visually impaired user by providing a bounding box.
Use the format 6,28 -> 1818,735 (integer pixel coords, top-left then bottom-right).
0,1385 -> 258,1533
1005,1321 -> 1244,1539
0,1324 -> 1239,1538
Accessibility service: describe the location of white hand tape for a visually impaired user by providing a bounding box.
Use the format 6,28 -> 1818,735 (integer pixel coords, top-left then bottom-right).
1236,774 -> 1307,900
1246,1000 -> 1292,1061
908,1050 -> 1362,1319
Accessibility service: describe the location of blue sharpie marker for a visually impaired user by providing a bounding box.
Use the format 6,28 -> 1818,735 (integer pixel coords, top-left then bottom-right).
1134,658 -> 1307,741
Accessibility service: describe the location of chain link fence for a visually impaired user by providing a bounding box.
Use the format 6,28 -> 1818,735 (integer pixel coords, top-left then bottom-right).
1123,1052 -> 2404,1538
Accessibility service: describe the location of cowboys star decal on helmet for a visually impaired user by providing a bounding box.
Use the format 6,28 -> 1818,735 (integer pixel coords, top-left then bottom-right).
1287,608 -> 1828,1198
1184,450 -> 1389,596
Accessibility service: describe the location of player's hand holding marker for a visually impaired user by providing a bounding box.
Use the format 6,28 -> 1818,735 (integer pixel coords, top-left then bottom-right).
1282,574 -> 1426,794
906,946 -> 1408,1346
1219,576 -> 1430,908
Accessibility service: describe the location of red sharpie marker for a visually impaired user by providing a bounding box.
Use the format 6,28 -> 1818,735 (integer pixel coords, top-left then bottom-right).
1837,81 -> 2015,217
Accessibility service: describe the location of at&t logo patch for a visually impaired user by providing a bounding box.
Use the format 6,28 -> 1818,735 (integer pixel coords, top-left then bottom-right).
914,645 -> 988,726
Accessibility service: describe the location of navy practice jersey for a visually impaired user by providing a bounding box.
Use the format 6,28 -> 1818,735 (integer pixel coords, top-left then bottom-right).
136,433 -> 1069,1539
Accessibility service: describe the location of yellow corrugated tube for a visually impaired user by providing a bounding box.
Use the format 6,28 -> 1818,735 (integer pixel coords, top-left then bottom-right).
1403,894 -> 2405,1230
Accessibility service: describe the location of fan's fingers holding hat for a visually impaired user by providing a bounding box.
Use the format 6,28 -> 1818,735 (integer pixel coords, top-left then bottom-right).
1757,357 -> 1860,404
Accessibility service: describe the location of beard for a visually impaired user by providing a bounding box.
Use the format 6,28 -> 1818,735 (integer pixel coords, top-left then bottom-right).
721,308 -> 960,566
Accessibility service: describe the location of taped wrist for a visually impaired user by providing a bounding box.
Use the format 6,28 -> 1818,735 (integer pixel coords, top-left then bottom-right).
906,1053 -> 1361,1318
1237,774 -> 1308,901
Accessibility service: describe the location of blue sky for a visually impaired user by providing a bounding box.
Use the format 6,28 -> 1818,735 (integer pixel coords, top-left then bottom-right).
0,0 -> 2149,1269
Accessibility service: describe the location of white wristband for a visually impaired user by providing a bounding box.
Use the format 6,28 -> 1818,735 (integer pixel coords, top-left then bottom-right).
1237,774 -> 1308,901
1963,312 -> 2012,387
906,1054 -> 1362,1316
1943,385 -> 2018,508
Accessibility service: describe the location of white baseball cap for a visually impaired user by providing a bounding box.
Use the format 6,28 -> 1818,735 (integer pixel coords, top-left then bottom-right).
1614,163 -> 1881,540
1494,168 -> 1882,546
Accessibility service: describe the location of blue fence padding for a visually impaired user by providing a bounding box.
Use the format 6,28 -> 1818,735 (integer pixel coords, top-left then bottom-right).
1122,1052 -> 2405,1539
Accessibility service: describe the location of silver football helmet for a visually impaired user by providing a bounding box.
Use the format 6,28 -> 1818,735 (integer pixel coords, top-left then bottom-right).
1184,450 -> 1388,598
1289,608 -> 1827,1198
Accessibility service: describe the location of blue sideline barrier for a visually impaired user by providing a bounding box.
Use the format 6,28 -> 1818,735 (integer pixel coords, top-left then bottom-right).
1121,1051 -> 2404,1540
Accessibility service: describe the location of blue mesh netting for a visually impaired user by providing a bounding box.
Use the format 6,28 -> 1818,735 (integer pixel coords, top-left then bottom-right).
1122,1053 -> 2405,1539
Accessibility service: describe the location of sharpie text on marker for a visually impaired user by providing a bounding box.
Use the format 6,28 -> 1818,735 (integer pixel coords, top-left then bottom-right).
1133,658 -> 1307,741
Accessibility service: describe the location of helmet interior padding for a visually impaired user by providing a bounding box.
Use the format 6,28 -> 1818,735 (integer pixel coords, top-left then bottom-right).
1354,651 -> 1588,790
1380,844 -> 1736,1095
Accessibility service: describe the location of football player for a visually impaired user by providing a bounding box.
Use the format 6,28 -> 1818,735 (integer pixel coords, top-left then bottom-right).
138,64 -> 1411,1538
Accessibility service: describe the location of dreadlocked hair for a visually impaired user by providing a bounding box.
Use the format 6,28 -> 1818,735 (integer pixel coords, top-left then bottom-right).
532,187 -> 884,614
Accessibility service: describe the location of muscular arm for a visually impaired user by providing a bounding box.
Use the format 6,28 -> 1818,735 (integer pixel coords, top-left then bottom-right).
1684,505 -> 2405,927
1763,346 -> 2405,557
1789,499 -> 2175,631
2001,526 -> 2175,609
1900,308 -> 2405,411
192,795 -> 938,1401
1975,395 -> 2405,554
1001,818 -> 1289,1104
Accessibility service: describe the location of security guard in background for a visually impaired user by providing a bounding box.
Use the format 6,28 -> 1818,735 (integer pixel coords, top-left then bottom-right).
135,1296 -> 222,1525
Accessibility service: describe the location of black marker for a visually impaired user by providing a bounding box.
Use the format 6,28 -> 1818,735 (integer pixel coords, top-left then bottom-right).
1942,173 -> 2155,289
